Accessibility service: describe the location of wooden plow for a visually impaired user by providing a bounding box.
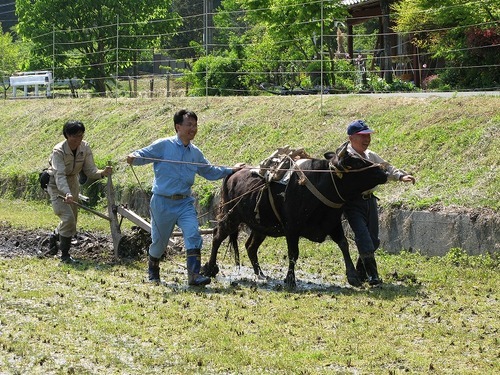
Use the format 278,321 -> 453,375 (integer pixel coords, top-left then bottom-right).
75,163 -> 213,259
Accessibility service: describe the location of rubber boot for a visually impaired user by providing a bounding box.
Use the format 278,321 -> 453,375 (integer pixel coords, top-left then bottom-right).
355,256 -> 368,282
60,235 -> 77,264
148,255 -> 161,282
360,253 -> 382,286
186,249 -> 211,286
46,231 -> 59,256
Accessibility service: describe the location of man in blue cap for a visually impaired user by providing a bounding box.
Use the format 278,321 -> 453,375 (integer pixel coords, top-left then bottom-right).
344,119 -> 415,285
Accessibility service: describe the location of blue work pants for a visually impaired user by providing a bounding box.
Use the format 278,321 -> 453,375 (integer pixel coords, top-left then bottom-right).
148,194 -> 202,259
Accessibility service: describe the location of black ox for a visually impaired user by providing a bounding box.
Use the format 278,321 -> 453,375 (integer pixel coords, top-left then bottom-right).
202,150 -> 388,289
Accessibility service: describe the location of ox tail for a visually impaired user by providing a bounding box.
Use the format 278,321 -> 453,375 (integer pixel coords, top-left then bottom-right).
216,175 -> 232,221
229,230 -> 240,267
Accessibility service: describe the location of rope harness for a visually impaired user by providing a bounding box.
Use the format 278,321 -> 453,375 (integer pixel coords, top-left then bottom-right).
292,157 -> 344,209
127,153 -> 383,227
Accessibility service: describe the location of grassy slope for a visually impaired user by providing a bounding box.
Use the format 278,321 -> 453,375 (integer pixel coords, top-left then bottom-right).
1,95 -> 499,211
0,243 -> 498,374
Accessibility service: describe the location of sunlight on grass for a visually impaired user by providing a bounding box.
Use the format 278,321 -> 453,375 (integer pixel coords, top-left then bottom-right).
0,92 -> 498,374
1,96 -> 499,209
0,250 -> 498,374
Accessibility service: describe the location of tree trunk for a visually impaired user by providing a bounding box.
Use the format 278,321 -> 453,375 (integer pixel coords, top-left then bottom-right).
380,0 -> 393,84
94,78 -> 107,97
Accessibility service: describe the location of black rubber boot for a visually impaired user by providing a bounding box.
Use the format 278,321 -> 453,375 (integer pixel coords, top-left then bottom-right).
45,231 -> 59,256
355,256 -> 368,282
360,253 -> 382,286
186,249 -> 211,286
148,255 -> 161,282
60,235 -> 77,264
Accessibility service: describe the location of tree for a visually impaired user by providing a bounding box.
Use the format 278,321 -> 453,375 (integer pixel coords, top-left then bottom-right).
393,0 -> 499,88
0,25 -> 30,99
16,0 -> 182,96
380,0 -> 393,83
212,0 -> 348,91
187,53 -> 245,95
169,0 -> 204,60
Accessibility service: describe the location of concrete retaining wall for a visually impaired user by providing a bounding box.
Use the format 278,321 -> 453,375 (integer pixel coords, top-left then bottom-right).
118,189 -> 499,256
379,208 -> 499,256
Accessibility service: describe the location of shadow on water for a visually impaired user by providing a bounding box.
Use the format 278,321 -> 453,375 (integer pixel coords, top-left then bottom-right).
160,264 -> 422,299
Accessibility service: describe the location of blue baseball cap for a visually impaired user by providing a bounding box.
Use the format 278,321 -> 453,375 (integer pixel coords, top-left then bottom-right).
347,120 -> 374,135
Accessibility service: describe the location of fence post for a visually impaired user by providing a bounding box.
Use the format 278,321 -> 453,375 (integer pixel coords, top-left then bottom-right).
166,73 -> 170,97
115,14 -> 119,101
52,26 -> 55,99
106,161 -> 122,259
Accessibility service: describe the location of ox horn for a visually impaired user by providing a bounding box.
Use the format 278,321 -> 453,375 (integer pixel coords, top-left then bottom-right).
336,141 -> 349,158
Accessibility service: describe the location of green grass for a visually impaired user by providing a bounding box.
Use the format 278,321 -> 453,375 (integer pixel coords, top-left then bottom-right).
0,198 -> 130,232
0,94 -> 499,374
0,245 -> 498,374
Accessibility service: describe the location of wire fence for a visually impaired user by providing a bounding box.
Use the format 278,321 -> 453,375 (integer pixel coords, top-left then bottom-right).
2,0 -> 499,99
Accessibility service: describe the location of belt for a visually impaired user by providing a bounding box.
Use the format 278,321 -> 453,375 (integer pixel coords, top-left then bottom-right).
164,194 -> 189,200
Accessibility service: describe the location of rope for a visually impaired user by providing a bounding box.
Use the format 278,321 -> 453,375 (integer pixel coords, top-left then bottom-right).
126,152 -> 383,217
291,158 -> 344,209
127,163 -> 263,225
131,156 -> 381,174
212,182 -> 268,223
128,164 -> 170,250
129,164 -> 148,196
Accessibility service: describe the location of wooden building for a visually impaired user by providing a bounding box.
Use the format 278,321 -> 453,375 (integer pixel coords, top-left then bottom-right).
343,0 -> 423,86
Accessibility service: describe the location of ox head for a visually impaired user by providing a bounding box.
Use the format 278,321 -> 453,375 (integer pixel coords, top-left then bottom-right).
324,146 -> 388,200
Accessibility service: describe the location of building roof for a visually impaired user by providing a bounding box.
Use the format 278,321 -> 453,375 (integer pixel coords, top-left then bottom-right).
342,0 -> 375,5
342,0 -> 396,10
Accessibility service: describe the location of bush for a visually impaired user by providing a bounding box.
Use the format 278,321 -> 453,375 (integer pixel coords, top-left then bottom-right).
185,54 -> 245,96
422,74 -> 440,90
333,58 -> 357,92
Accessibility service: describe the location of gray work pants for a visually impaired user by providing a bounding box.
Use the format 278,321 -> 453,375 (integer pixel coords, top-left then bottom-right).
47,175 -> 80,238
343,195 -> 380,255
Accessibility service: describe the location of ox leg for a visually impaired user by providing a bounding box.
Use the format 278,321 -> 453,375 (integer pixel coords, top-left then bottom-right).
202,223 -> 235,278
336,236 -> 362,287
355,256 -> 368,283
229,231 -> 240,267
245,231 -> 267,279
284,235 -> 299,289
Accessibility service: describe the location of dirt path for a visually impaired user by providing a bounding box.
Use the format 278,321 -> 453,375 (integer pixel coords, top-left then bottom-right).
0,225 -> 151,263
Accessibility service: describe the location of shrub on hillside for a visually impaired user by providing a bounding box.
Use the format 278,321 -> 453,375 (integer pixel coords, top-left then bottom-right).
184,54 -> 245,96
